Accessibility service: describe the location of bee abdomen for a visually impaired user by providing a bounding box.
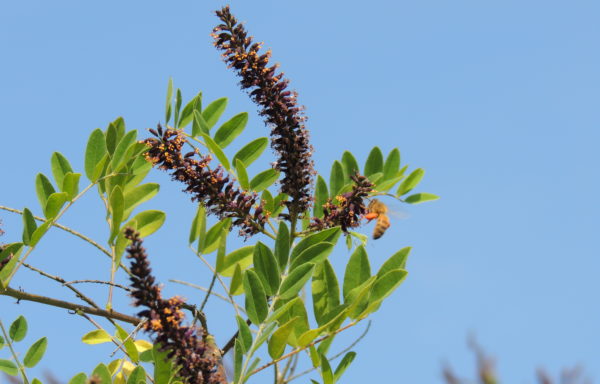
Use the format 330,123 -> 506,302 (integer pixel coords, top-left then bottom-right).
373,214 -> 391,239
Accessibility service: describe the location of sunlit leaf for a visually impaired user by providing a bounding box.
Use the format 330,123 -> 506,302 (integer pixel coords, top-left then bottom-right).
383,148 -> 400,179
377,247 -> 411,277
91,363 -> 112,384
243,270 -> 268,324
235,159 -> 250,191
290,227 -> 341,261
274,221 -> 290,269
189,204 -> 206,245
253,242 -> 280,295
81,329 -> 112,345
0,360 -> 18,376
312,260 -> 340,326
179,93 -> 202,129
23,337 -> 48,367
364,147 -> 384,176
218,245 -> 254,277
165,77 -> 173,124
9,315 -> 27,342
396,168 -> 425,196
127,210 -> 166,237
68,373 -> 87,384
268,317 -> 298,359
84,128 -> 107,181
290,242 -> 334,271
313,175 -> 328,218
250,169 -> 279,192
123,183 -> 159,219
343,246 -> 371,300
232,137 -> 268,168
202,97 -> 228,130
50,152 -> 74,191
404,192 -> 439,204
214,112 -> 248,148
334,351 -> 357,382
329,161 -> 344,197
200,218 -> 231,254
35,173 -> 55,208
201,133 -> 230,171
21,208 -> 37,246
279,263 -> 315,300
111,130 -> 137,170
341,151 -> 360,180
62,172 -> 81,200
236,316 -> 252,352
43,192 -> 68,219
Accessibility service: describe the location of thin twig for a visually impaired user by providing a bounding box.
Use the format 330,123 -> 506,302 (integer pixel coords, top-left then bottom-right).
0,286 -> 141,325
0,319 -> 30,384
64,279 -> 131,292
249,320 -> 362,376
199,273 -> 218,312
110,320 -> 147,357
0,205 -> 132,276
169,279 -> 236,306
286,320 -> 372,382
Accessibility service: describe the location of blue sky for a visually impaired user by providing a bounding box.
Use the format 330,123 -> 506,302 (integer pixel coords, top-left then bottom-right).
1,1 -> 599,383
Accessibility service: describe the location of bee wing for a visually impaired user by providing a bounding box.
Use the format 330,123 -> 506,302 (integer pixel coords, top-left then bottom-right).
384,202 -> 410,219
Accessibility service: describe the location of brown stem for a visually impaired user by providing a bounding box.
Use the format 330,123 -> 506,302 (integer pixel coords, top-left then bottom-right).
0,286 -> 141,325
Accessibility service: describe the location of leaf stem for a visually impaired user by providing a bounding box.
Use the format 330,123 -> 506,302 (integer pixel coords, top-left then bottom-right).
0,318 -> 30,384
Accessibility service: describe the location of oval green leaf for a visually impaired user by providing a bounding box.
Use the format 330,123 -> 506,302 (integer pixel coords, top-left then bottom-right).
218,245 -> 255,277
9,315 -> 27,342
81,329 -> 112,345
253,242 -> 280,295
268,317 -> 298,359
35,173 -> 55,208
312,260 -> 340,326
21,208 -> 37,246
290,242 -> 334,272
313,175 -> 329,218
0,359 -> 18,376
123,183 -> 160,218
329,161 -> 344,197
279,263 -> 315,300
23,337 -> 48,367
202,97 -> 228,130
44,192 -> 68,219
91,363 -> 112,384
404,192 -> 439,204
383,148 -> 400,179
128,210 -> 166,237
84,128 -> 107,181
341,151 -> 360,180
214,112 -> 248,148
250,169 -> 280,192
201,133 -> 230,171
232,137 -> 268,168
364,147 -> 384,176
235,159 -> 250,191
243,270 -> 268,324
396,168 -> 425,196
290,227 -> 341,261
274,221 -> 290,269
377,247 -> 411,277
68,373 -> 87,384
343,246 -> 371,300
51,152 -> 74,190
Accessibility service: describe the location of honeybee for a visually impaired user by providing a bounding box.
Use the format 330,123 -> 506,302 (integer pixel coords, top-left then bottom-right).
364,199 -> 391,239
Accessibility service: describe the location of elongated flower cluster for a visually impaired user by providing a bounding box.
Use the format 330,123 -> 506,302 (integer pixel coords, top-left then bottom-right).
212,6 -> 315,216
310,174 -> 374,232
125,228 -> 225,384
144,125 -> 266,237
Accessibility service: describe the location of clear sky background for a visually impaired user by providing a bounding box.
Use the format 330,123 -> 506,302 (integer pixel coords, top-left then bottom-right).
1,1 -> 599,383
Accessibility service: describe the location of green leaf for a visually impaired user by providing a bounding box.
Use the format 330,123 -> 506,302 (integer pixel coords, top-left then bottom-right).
126,156 -> 152,188
0,360 -> 18,376
23,337 -> 48,367
111,130 -> 137,170
91,363 -> 112,384
375,175 -> 404,192
377,247 -> 411,277
123,183 -> 159,219
268,317 -> 298,359
62,172 -> 81,200
215,229 -> 227,276
253,242 -> 281,295
9,315 -> 27,341
249,322 -> 277,355
202,97 -> 228,130
266,296 -> 301,324
341,151 -> 360,180
51,152 -> 74,190
0,243 -> 23,288
404,192 -> 439,204
21,208 -> 37,246
214,112 -> 248,148
192,109 -> 210,137
396,168 -> 425,196
84,128 -> 107,181
279,263 -> 315,300
218,245 -> 254,277
68,373 -> 87,384
127,210 -> 166,237
290,227 -> 341,261
313,175 -> 329,218
368,172 -> 384,186
174,88 -> 182,128
334,351 -> 357,382
368,269 -> 408,305
0,334 -> 4,350
92,154 -> 110,185
127,366 -> 147,384
230,264 -> 244,295
81,329 -> 112,344
329,161 -> 344,197
115,324 -> 139,363
105,118 -> 125,155
43,192 -> 68,219
233,339 -> 243,383
274,297 -> 310,347
343,246 -> 371,300
290,242 -> 334,271
235,316 -> 253,352
272,193 -> 288,216
165,78 -> 173,124
383,148 -> 400,179
235,159 -> 250,191
250,169 -> 279,192
345,276 -> 376,318
179,93 -> 201,129
109,186 -> 124,243
200,218 -> 231,254
364,147 -> 384,176
312,260 -> 340,326
189,205 -> 206,245
274,221 -> 290,269
153,343 -> 174,384
243,270 -> 269,324
201,133 -> 230,171
319,353 -> 334,384
232,137 -> 268,168
35,173 -> 55,208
